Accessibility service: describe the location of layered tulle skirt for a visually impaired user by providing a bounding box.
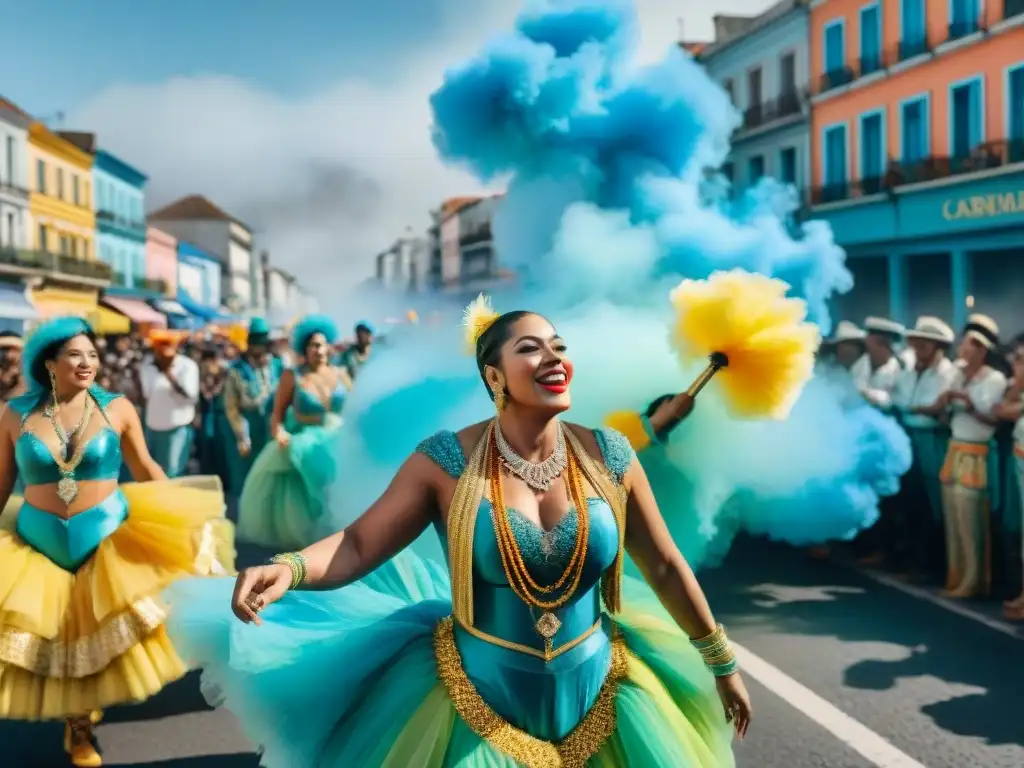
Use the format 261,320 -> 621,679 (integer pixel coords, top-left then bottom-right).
237,414 -> 341,549
0,477 -> 235,720
166,551 -> 734,767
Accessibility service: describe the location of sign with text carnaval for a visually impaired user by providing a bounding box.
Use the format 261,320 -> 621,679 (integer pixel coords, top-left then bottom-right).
942,189 -> 1024,220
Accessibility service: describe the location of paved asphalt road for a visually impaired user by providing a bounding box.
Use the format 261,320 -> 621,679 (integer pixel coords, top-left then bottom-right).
4,536 -> 1023,767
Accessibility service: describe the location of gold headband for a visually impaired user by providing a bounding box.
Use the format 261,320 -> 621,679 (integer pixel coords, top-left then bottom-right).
461,293 -> 500,355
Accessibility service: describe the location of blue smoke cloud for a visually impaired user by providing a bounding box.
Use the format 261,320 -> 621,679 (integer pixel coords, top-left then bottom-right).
324,0 -> 911,567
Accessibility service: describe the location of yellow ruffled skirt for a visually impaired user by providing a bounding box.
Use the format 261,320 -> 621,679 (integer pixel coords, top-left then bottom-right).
0,477 -> 235,720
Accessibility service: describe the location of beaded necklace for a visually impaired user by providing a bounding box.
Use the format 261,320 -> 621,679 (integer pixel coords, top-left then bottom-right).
488,423 -> 590,654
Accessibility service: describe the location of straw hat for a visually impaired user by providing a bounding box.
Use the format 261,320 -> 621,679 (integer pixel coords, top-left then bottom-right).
823,320 -> 867,345
863,317 -> 905,337
964,313 -> 999,349
905,316 -> 954,345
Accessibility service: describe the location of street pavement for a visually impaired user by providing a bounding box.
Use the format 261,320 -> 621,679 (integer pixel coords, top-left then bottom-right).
4,536 -> 1023,767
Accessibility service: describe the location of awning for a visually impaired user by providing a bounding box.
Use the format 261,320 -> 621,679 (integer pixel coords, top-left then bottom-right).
150,299 -> 190,317
31,287 -> 99,319
94,305 -> 131,335
102,296 -> 167,328
0,282 -> 39,322
176,292 -> 220,322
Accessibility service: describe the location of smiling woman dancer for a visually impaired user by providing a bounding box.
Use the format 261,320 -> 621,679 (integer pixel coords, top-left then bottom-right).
167,295 -> 760,768
237,314 -> 351,549
0,318 -> 234,768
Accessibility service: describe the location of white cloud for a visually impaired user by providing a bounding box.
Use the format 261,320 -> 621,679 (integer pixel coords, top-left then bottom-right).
69,1 -> 774,300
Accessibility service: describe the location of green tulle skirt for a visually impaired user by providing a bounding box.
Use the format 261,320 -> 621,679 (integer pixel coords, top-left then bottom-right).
236,414 -> 341,549
166,551 -> 734,767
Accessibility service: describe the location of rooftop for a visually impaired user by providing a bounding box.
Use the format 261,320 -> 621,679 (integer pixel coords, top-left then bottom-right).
148,194 -> 251,231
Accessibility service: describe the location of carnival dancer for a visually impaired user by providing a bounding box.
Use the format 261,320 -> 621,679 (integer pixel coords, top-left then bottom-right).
237,315 -> 351,549
219,318 -> 283,496
167,272 -> 821,767
336,320 -> 374,382
938,314 -> 1007,598
140,330 -> 200,478
995,335 -> 1024,620
891,317 -> 957,579
0,317 -> 234,767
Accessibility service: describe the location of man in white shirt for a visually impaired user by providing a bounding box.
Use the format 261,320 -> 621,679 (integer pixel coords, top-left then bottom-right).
140,332 -> 201,478
937,313 -> 1007,598
851,317 -> 905,408
888,317 -> 958,578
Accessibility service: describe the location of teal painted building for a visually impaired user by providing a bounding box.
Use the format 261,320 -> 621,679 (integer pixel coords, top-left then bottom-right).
815,161 -> 1024,335
94,150 -> 156,294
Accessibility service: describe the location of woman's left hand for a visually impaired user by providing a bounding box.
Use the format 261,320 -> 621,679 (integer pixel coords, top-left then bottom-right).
715,673 -> 752,738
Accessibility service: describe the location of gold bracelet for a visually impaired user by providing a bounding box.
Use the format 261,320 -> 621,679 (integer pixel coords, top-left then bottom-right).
269,552 -> 308,590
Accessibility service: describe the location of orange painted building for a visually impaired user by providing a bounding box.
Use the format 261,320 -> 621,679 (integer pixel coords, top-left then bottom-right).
806,0 -> 1024,332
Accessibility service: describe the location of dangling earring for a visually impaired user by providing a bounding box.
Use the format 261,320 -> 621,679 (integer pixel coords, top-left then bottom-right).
490,374 -> 507,413
46,368 -> 59,417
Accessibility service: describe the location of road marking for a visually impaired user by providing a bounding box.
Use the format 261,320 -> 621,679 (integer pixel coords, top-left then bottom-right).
733,641 -> 931,768
848,567 -> 1024,642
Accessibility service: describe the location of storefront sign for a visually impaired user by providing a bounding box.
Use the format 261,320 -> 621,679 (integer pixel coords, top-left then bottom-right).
942,190 -> 1024,220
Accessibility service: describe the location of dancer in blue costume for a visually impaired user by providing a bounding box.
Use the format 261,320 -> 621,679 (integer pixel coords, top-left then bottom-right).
0,317 -> 233,767
237,315 -> 351,549
167,300 -> 785,767
219,318 -> 283,496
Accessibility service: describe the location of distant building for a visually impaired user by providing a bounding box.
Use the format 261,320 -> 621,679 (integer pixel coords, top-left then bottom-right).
374,228 -> 428,292
692,2 -> 811,193
0,99 -> 30,250
148,194 -> 258,312
145,226 -> 177,297
423,194 -> 510,293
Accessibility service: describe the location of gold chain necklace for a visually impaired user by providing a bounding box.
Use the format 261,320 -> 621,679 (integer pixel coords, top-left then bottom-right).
46,396 -> 96,505
45,399 -> 89,448
489,424 -> 590,657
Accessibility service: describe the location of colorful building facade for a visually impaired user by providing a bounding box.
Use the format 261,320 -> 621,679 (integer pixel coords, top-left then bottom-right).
176,240 -> 222,314
697,0 -> 812,191
27,123 -> 95,259
808,0 -> 1024,331
0,100 -> 30,250
94,148 -> 148,290
145,225 -> 178,297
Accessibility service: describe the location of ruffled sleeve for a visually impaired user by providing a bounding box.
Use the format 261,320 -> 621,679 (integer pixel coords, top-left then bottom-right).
415,430 -> 466,478
593,427 -> 636,483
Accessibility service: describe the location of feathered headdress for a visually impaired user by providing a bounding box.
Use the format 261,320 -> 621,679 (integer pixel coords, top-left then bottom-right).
22,317 -> 94,395
291,314 -> 339,354
461,293 -> 500,355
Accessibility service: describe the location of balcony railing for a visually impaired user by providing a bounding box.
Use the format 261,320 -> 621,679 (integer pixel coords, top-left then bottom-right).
0,247 -> 113,281
810,139 -> 1024,205
0,181 -> 29,199
96,209 -> 146,233
817,66 -> 855,93
893,36 -> 930,62
740,89 -> 805,131
112,271 -> 167,293
947,18 -> 982,41
859,53 -> 884,77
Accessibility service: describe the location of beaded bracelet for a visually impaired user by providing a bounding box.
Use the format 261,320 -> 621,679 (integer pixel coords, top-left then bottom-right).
690,623 -> 739,677
269,552 -> 308,590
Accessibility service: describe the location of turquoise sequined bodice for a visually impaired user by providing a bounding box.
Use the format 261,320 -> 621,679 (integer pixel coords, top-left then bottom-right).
11,389 -> 123,486
293,381 -> 346,416
416,426 -> 634,741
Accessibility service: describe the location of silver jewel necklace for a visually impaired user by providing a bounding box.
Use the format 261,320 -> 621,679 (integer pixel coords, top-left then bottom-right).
493,419 -> 567,492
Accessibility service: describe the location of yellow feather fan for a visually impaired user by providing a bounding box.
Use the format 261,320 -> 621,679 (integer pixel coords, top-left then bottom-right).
670,269 -> 819,419
461,293 -> 500,354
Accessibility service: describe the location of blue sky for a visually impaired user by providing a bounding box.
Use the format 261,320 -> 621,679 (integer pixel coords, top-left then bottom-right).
1,0 -> 477,116
0,0 -> 771,293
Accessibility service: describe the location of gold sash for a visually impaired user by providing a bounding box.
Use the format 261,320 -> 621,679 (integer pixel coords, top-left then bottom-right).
446,421 -> 628,632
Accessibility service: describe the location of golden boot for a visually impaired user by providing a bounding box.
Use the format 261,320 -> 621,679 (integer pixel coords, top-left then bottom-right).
64,717 -> 102,768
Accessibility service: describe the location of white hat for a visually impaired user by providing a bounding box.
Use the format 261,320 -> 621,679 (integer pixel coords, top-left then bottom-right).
828,320 -> 866,344
905,316 -> 955,345
863,316 -> 905,337
964,313 -> 999,349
